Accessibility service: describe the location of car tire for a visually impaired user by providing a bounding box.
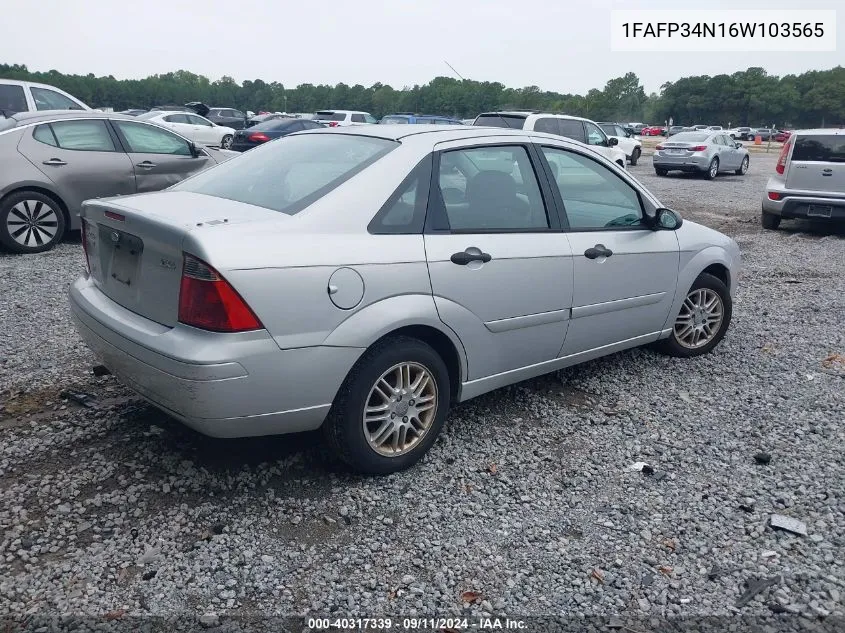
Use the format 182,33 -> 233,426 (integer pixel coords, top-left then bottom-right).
655,168 -> 668,176
735,156 -> 749,175
704,157 -> 719,180
322,335 -> 451,475
629,148 -> 640,166
221,134 -> 233,149
656,273 -> 732,359
761,211 -> 781,230
0,190 -> 66,254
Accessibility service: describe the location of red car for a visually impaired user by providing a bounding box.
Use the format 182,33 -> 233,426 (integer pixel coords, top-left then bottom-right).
641,126 -> 665,136
773,130 -> 792,142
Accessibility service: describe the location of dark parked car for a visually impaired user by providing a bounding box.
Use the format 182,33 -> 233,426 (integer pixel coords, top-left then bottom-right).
230,118 -> 323,151
667,125 -> 686,136
206,107 -> 247,130
246,113 -> 291,128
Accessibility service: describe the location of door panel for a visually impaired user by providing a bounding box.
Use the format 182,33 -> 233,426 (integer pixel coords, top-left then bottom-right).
18,121 -> 135,214
424,138 -> 573,380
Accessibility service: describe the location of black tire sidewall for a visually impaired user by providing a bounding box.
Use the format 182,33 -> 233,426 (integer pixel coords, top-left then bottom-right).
326,337 -> 450,474
0,191 -> 66,254
705,158 -> 718,179
630,148 -> 640,166
662,273 -> 732,358
736,156 -> 749,175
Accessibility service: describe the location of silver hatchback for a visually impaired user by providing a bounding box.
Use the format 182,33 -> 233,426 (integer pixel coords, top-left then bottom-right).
654,131 -> 750,179
69,126 -> 740,474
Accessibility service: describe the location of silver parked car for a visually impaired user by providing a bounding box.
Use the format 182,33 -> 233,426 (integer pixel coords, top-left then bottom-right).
0,111 -> 236,253
761,129 -> 845,230
69,126 -> 740,474
654,131 -> 750,179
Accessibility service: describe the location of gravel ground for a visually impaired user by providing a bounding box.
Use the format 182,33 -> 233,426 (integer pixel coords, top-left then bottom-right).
1,152 -> 844,629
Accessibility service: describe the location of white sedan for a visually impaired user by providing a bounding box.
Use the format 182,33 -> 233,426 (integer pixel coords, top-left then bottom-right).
138,111 -> 235,149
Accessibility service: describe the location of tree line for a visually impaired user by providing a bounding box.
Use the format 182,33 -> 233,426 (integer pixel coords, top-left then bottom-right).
2,63 -> 843,128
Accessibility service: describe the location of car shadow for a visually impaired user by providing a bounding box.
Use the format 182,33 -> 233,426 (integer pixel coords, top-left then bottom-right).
775,219 -> 845,238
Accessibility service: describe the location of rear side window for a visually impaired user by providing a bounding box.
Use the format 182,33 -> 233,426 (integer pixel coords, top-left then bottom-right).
50,120 -> 116,151
0,84 -> 27,114
558,120 -> 586,143
33,124 -> 58,146
369,157 -> 432,234
792,136 -> 845,163
534,118 -> 561,134
314,111 -> 346,121
380,116 -> 409,124
351,114 -> 365,123
473,114 -> 527,129
164,114 -> 190,123
173,134 -> 397,215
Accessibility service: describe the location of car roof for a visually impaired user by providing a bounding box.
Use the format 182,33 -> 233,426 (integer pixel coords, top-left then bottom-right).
300,124 -> 576,146
477,111 -> 588,122
790,128 -> 845,136
316,109 -> 369,114
2,110 -> 135,125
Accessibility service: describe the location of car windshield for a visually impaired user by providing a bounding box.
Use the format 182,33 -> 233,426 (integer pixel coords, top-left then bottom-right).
173,134 -> 397,215
314,111 -> 346,121
670,133 -> 710,142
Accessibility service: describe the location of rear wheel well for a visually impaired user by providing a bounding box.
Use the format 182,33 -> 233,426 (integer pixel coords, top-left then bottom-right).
376,325 -> 462,404
1,187 -> 70,234
701,263 -> 729,290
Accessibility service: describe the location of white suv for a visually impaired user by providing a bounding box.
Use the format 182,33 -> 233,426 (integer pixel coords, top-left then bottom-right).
473,111 -> 628,168
0,79 -> 90,116
597,122 -> 643,165
313,110 -> 378,127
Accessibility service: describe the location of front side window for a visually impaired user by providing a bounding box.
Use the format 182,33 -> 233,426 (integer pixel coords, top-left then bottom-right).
541,146 -> 644,230
584,122 -> 607,146
49,120 -> 116,151
557,119 -> 586,143
0,84 -> 27,113
435,145 -> 549,231
31,87 -> 84,111
365,114 -> 378,124
113,121 -> 192,155
232,110 -> 245,119
173,134 -> 397,215
188,115 -> 213,127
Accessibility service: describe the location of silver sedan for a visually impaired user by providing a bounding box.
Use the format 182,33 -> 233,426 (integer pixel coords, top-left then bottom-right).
0,111 -> 235,253
653,131 -> 750,179
69,126 -> 740,474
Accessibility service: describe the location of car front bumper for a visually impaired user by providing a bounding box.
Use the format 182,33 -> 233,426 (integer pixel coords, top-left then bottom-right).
762,194 -> 845,221
653,154 -> 710,172
69,275 -> 364,438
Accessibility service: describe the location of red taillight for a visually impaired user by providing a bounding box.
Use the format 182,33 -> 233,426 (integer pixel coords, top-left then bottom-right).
80,218 -> 92,273
248,133 -> 270,142
655,144 -> 664,150
776,139 -> 792,174
690,145 -> 707,152
178,254 -> 262,333
768,192 -> 781,200
104,211 -> 125,222
328,121 -> 339,127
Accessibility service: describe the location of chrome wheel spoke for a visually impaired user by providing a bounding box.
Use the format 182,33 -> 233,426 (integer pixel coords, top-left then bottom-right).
673,287 -> 724,349
7,200 -> 59,248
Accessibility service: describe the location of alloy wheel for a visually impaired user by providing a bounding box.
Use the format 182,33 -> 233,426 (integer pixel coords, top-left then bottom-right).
673,288 -> 724,349
709,160 -> 718,178
362,362 -> 438,457
6,199 -> 60,250
221,135 -> 233,149
740,157 -> 749,174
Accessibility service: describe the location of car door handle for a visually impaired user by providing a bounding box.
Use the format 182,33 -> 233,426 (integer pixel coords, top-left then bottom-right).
450,250 -> 492,265
584,244 -> 613,259
42,158 -> 67,166
136,161 -> 156,169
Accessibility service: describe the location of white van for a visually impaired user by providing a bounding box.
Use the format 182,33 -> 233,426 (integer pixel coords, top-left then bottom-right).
0,79 -> 91,117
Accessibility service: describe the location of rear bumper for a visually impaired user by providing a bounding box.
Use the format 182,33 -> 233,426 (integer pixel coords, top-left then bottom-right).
762,194 -> 845,221
68,275 -> 364,437
653,155 -> 710,172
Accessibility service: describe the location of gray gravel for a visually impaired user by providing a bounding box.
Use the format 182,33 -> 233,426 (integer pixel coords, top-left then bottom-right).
1,153 -> 843,625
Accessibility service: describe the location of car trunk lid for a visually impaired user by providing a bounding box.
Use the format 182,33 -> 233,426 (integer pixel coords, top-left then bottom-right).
81,191 -> 286,327
785,133 -> 845,194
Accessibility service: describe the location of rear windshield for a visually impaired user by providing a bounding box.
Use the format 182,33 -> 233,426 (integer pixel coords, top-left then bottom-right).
251,119 -> 295,131
473,114 -> 527,129
173,134 -> 397,215
314,111 -> 346,121
379,116 -> 409,124
792,135 -> 845,163
669,133 -> 709,142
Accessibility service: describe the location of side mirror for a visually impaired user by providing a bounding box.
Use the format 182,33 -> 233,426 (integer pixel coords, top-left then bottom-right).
188,141 -> 200,158
652,208 -> 683,231
735,142 -> 743,149
607,136 -> 619,147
